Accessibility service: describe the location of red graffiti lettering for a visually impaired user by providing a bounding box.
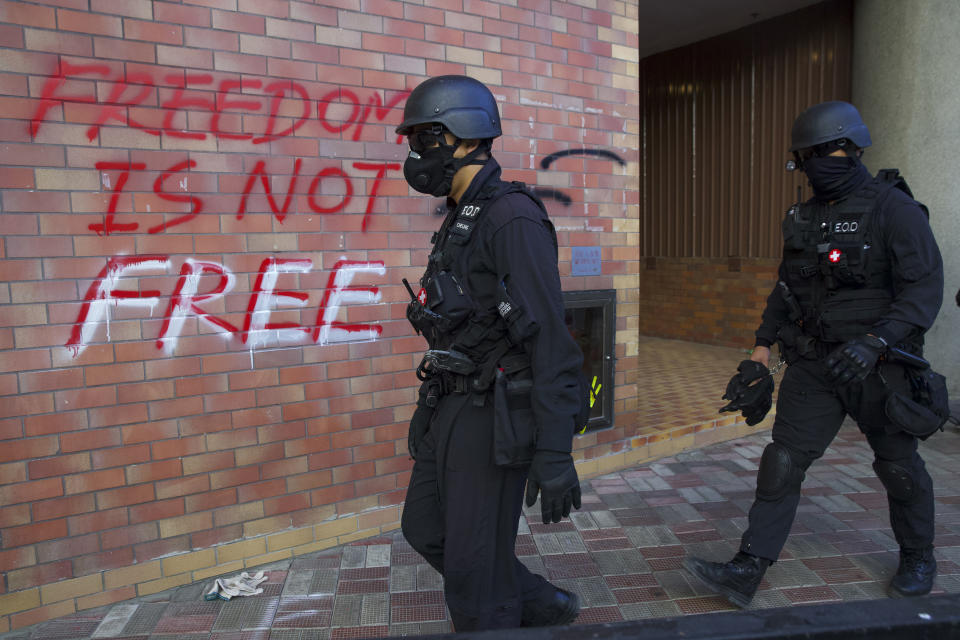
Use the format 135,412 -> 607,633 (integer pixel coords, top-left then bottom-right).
86,72 -> 158,141
353,91 -> 410,143
307,166 -> 353,214
353,162 -> 401,231
211,78 -> 263,141
81,157 -> 399,234
242,257 -> 313,345
236,158 -> 303,222
161,73 -> 215,139
318,88 -> 361,135
66,256 -> 168,353
30,61 -> 109,137
89,161 -> 147,236
156,260 -> 237,352
312,259 -> 384,344
66,256 -> 386,356
29,65 -> 409,147
318,89 -> 409,142
148,159 -> 202,234
253,81 -> 311,145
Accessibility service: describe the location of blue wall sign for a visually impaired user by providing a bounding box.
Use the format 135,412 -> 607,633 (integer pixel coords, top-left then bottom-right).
571,246 -> 602,276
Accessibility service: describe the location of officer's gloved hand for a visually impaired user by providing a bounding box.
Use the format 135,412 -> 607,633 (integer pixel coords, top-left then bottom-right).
720,360 -> 774,426
525,450 -> 581,524
824,334 -> 886,385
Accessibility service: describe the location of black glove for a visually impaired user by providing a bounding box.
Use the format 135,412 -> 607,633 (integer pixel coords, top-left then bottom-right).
524,450 -> 581,524
719,359 -> 774,426
824,334 -> 886,385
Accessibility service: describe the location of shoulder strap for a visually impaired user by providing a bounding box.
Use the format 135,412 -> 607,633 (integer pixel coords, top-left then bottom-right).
876,168 -> 930,219
506,180 -> 558,255
432,180 -> 553,271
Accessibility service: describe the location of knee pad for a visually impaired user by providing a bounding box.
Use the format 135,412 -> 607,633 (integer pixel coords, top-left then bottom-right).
873,459 -> 915,503
756,443 -> 804,501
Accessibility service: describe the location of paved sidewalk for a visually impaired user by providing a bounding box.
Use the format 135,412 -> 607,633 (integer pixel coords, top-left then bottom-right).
4,419 -> 960,639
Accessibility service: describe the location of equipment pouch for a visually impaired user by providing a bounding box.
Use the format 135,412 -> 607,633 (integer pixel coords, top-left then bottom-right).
818,288 -> 892,342
884,369 -> 950,440
427,271 -> 472,332
776,325 -> 801,365
493,369 -> 535,468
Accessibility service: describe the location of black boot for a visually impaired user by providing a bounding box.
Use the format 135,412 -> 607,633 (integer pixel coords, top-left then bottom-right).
684,551 -> 771,608
521,587 -> 580,627
889,546 -> 937,598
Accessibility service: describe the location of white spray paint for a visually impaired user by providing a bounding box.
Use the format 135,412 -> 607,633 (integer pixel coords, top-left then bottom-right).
316,260 -> 386,346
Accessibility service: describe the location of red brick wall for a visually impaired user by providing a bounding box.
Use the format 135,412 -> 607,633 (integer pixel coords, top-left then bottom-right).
640,257 -> 779,349
0,0 -> 639,630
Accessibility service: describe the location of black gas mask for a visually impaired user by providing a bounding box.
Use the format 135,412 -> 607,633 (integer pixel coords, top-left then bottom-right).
403,126 -> 487,197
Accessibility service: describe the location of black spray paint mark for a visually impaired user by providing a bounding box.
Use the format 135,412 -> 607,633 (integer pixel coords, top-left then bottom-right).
531,188 -> 572,205
534,148 -> 627,207
430,147 -> 627,211
540,148 -> 626,170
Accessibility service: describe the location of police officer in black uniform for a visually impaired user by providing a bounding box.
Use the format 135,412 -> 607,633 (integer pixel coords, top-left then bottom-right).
686,101 -> 945,607
396,75 -> 585,630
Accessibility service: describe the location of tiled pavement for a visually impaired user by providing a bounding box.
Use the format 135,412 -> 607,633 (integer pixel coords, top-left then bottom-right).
5,338 -> 960,639
7,421 -> 960,639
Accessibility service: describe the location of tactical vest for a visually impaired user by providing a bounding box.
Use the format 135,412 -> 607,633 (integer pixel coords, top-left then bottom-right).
781,170 -> 922,344
417,180 -> 553,367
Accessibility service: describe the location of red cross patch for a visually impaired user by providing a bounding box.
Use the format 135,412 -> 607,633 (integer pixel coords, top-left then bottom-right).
417,288 -> 427,305
828,249 -> 842,263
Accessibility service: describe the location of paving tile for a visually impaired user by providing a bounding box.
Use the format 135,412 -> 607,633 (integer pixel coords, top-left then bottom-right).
625,524 -> 681,548
363,545 -> 391,568
330,594 -> 362,627
414,564 -> 443,591
119,602 -> 168,635
655,569 -> 704,599
26,619 -> 101,640
358,594 -> 389,626
388,565 -> 417,593
572,605 -> 623,625
592,549 -> 651,576
308,571 -> 340,596
212,597 -> 279,631
556,531 -> 589,553
339,547 -> 366,570
763,559 -> 826,588
620,600 -> 681,620
334,579 -> 388,595
676,595 -> 737,614
268,630 -> 330,639
555,576 -> 616,607
329,625 -> 388,639
782,585 -> 842,603
389,604 -> 447,623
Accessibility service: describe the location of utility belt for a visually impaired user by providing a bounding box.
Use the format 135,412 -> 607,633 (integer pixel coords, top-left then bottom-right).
418,346 -> 530,399
776,325 -> 950,439
778,324 -> 923,365
417,344 -> 538,468
776,325 -> 839,362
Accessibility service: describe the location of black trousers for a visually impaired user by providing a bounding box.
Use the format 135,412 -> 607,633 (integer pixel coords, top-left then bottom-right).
401,392 -> 553,631
740,357 -> 935,561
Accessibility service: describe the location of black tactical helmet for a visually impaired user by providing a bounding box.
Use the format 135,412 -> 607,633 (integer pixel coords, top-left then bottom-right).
789,101 -> 871,152
395,75 -> 501,140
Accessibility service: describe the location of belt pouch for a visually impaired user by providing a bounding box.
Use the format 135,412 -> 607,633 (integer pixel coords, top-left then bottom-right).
884,369 -> 950,440
493,370 -> 535,468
